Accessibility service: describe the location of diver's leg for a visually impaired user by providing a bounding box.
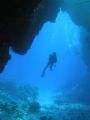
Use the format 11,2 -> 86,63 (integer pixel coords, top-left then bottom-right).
50,64 -> 53,71
41,63 -> 49,78
41,69 -> 45,78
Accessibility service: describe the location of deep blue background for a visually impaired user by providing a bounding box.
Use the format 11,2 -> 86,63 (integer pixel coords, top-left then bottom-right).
0,11 -> 88,104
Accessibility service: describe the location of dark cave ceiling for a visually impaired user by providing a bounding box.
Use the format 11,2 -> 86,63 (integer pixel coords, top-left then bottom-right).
0,0 -> 90,72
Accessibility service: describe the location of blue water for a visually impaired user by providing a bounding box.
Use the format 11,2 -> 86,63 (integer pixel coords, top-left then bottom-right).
0,9 -> 90,120
0,10 -> 89,107
0,11 -> 88,104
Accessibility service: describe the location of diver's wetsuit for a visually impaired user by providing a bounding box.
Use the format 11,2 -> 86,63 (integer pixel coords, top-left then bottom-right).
41,52 -> 57,78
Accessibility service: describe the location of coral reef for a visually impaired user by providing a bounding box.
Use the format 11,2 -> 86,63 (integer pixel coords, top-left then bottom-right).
0,79 -> 90,120
28,101 -> 41,113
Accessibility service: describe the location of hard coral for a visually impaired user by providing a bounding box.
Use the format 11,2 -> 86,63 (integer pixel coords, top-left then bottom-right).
28,101 -> 41,113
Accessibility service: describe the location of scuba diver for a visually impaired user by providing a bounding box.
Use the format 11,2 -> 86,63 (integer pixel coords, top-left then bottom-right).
41,52 -> 57,78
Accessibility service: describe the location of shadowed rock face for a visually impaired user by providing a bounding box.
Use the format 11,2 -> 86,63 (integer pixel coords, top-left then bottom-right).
61,0 -> 90,70
0,0 -> 41,72
0,0 -> 61,72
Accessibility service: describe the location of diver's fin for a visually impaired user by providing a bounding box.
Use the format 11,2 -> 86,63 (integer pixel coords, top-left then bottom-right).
41,64 -> 48,78
41,70 -> 45,78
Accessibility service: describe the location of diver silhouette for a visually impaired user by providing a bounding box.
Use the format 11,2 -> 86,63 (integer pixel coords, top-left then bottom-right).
41,52 -> 57,78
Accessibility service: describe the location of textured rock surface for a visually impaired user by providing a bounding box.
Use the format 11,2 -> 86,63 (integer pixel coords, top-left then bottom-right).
61,0 -> 90,70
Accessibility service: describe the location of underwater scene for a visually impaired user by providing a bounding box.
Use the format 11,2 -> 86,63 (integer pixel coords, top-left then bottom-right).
0,0 -> 90,120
